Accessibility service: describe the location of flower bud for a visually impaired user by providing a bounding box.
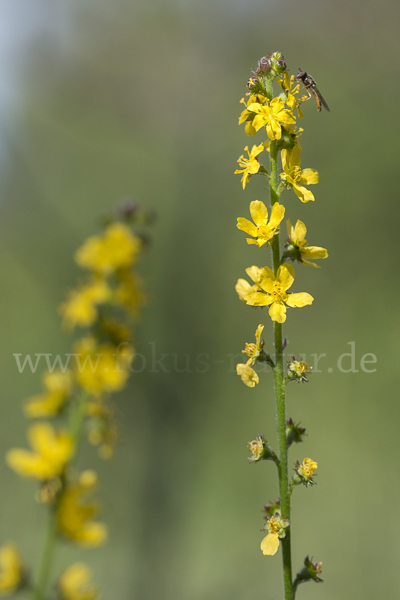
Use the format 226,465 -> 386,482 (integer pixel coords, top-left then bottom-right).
287,357 -> 311,382
269,52 -> 287,75
262,499 -> 280,519
294,555 -> 323,588
254,56 -> 272,76
286,418 -> 306,448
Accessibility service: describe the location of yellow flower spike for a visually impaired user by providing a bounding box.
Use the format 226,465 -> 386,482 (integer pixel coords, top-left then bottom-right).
6,423 -> 74,481
286,219 -> 328,268
237,264 -> 313,323
0,544 -> 26,595
234,144 -> 264,189
24,370 -> 74,418
280,147 -> 318,203
57,470 -> 107,547
237,200 -> 285,247
236,363 -> 259,388
247,98 -> 296,140
59,278 -> 111,330
75,222 -> 142,274
59,563 -> 99,600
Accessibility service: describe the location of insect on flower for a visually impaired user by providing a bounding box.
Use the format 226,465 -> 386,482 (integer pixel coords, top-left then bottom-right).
295,69 -> 330,112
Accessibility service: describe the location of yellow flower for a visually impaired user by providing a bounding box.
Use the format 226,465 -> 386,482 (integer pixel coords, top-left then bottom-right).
236,363 -> 259,388
298,457 -> 318,480
277,72 -> 304,118
234,144 -> 264,189
59,563 -> 99,600
236,324 -> 265,387
59,279 -> 110,330
238,264 -> 313,323
75,223 -> 141,274
0,544 -> 26,595
6,423 -> 73,481
57,471 -> 107,547
238,94 -> 266,135
237,200 -> 285,247
260,513 -> 290,556
248,98 -> 296,140
116,269 -> 147,315
24,370 -> 73,418
280,146 -> 318,203
286,219 -> 328,267
74,337 -> 133,397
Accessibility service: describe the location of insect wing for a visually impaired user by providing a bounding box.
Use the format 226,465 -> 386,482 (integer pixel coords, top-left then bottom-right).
311,83 -> 330,112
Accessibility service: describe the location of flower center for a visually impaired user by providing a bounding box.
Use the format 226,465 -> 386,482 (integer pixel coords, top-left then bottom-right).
272,283 -> 287,303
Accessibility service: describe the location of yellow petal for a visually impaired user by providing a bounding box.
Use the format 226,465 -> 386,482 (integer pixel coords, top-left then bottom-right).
302,246 -> 328,259
299,168 -> 319,185
269,203 -> 285,229
276,264 -> 295,291
293,183 -> 315,203
286,218 -> 293,237
286,293 -> 314,308
266,119 -> 281,140
236,364 -> 259,388
249,200 -> 268,227
245,121 -> 256,136
259,267 -> 275,294
235,279 -> 254,302
260,533 -> 280,556
269,302 -> 287,323
245,292 -> 272,307
245,266 -> 264,285
237,218 -> 258,237
255,324 -> 264,346
292,220 -> 307,242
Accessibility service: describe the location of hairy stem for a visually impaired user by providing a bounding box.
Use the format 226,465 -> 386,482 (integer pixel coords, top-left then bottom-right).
269,139 -> 294,600
32,507 -> 58,600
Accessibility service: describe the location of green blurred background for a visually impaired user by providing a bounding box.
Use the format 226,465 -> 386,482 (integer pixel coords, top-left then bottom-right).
0,0 -> 399,598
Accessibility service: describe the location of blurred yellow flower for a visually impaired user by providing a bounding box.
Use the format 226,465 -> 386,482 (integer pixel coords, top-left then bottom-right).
280,146 -> 318,203
234,144 -> 264,189
0,544 -> 26,595
59,563 -> 99,600
237,200 -> 285,247
286,219 -> 328,268
24,370 -> 73,418
60,279 -> 110,330
57,471 -> 107,547
75,223 -> 141,274
237,264 -> 313,323
74,337 -> 133,397
6,423 -> 73,480
86,402 -> 118,459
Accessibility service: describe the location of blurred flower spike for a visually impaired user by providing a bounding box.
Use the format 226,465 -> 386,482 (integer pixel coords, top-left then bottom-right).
260,513 -> 290,556
247,435 -> 278,464
294,555 -> 323,589
0,544 -> 28,596
287,357 -> 311,382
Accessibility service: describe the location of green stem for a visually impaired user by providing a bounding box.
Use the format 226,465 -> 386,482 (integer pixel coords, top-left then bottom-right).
32,508 -> 58,600
269,139 -> 294,600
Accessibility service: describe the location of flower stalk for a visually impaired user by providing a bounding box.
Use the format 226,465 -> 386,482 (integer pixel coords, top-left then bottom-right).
234,53 -> 327,599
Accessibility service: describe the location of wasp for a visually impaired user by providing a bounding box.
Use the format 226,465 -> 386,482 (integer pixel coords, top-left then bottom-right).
295,69 -> 330,112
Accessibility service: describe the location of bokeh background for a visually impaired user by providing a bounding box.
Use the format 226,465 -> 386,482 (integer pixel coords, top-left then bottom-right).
0,0 -> 399,598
